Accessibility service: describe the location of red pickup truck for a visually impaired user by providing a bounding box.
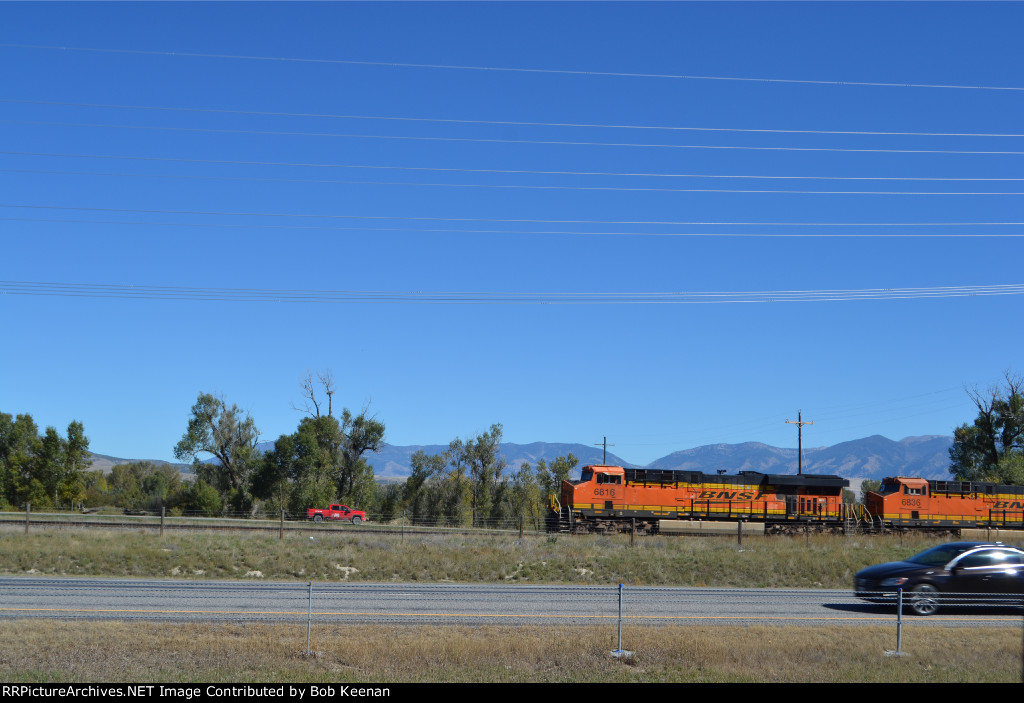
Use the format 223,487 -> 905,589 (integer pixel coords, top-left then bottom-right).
307,504 -> 367,524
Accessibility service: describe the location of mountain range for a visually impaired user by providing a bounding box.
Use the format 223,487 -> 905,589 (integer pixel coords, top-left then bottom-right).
89,434 -> 955,485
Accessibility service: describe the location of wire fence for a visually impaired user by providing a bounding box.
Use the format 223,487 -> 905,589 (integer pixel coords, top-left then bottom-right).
0,506 -> 551,536
1,578 -> 1020,630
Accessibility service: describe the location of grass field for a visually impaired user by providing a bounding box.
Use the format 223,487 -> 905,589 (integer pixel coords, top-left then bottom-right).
1,620 -> 1020,683
0,521 -> 985,587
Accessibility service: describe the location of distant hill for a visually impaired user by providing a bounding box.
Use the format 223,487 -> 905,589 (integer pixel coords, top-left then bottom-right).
366,441 -> 636,479
87,452 -> 192,475
92,434 -> 955,485
645,435 -> 953,482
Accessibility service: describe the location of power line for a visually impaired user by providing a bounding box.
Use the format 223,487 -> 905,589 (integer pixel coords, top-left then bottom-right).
7,216 -> 1024,238
4,204 -> 1024,233
8,120 -> 1024,156
9,168 -> 1024,196
2,281 -> 1023,305
4,44 -> 1023,91
5,99 -> 1024,139
8,150 -> 1024,182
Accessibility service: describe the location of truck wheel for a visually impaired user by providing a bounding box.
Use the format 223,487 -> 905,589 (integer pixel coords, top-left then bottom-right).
351,516 -> 362,525
313,515 -> 323,523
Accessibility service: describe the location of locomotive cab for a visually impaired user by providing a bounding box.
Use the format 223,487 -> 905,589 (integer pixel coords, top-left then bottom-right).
562,465 -> 626,514
866,477 -> 930,522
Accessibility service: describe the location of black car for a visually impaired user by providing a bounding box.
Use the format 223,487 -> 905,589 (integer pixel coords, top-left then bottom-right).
854,541 -> 1024,615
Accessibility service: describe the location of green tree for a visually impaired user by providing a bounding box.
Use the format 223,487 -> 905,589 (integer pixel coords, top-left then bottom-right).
57,420 -> 90,507
252,433 -> 300,515
466,424 -> 507,526
536,453 -> 579,497
174,393 -> 260,513
0,414 -> 90,509
109,461 -> 182,511
110,463 -> 146,510
404,450 -> 445,524
949,374 -> 1024,484
0,412 -> 41,506
186,479 -> 223,517
859,479 -> 881,504
293,371 -> 385,508
510,461 -> 543,529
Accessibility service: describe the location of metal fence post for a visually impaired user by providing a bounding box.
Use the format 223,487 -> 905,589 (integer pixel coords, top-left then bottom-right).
896,587 -> 904,654
886,588 -> 905,657
160,507 -> 165,536
25,503 -> 29,534
610,583 -> 633,659
280,509 -> 284,541
306,581 -> 313,655
617,583 -> 623,651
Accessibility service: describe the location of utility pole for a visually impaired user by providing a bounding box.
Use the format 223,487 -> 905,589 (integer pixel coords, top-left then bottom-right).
594,436 -> 615,464
786,411 -> 813,476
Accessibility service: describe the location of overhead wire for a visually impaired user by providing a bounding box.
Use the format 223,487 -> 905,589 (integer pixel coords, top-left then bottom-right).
7,169 -> 1024,195
4,204 -> 1024,236
2,281 -> 1024,304
8,120 -> 1024,155
5,150 -> 1024,182
4,43 -> 1024,91
4,99 -> 1024,138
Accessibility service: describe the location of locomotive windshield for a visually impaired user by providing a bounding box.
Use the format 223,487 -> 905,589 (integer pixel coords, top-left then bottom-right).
877,480 -> 901,495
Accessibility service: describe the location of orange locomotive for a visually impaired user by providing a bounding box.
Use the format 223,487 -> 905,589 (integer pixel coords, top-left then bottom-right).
549,464 -> 850,534
864,476 -> 1024,531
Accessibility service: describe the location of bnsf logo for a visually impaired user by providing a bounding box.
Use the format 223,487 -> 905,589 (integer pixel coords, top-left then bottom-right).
697,490 -> 760,500
993,501 -> 1024,509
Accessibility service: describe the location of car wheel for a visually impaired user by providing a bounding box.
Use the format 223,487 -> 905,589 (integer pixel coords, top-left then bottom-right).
908,583 -> 940,616
351,516 -> 362,525
313,515 -> 323,523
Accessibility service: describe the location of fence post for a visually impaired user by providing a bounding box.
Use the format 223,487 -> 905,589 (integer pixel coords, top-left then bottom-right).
306,581 -> 314,655
401,511 -> 405,542
737,520 -> 743,547
519,515 -> 524,539
896,587 -> 904,654
280,509 -> 284,541
885,588 -> 906,657
630,518 -> 635,547
617,583 -> 623,651
25,503 -> 30,534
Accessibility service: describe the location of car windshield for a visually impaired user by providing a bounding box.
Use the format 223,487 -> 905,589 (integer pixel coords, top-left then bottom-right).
906,544 -> 978,566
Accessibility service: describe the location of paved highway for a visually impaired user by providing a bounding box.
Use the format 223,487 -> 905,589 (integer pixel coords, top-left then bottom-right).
1,577 -> 1021,626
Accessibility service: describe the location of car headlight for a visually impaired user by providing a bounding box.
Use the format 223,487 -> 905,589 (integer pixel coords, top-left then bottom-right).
880,577 -> 909,587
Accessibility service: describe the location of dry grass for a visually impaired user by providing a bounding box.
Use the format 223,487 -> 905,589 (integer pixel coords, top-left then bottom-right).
0,524 -> 976,588
0,620 -> 1019,683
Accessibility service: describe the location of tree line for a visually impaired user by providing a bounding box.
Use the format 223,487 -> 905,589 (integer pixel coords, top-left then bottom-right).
398,423 -> 578,528
0,413 -> 90,509
12,369 -> 1022,519
168,372 -> 386,517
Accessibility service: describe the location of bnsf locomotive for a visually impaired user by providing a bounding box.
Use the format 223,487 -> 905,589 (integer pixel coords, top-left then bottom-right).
548,465 -> 1024,535
863,476 -> 1024,532
548,465 -> 851,535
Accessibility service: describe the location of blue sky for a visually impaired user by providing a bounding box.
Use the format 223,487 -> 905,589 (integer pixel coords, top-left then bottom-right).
2,2 -> 1022,467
